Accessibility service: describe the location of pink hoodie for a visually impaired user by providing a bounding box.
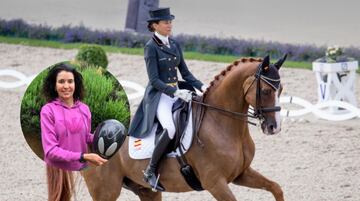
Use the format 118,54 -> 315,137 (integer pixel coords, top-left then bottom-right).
40,98 -> 94,171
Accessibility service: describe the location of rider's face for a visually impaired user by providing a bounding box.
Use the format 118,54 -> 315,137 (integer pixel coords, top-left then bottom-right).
153,20 -> 172,36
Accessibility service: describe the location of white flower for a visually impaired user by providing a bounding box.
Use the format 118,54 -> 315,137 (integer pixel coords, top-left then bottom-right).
326,45 -> 343,58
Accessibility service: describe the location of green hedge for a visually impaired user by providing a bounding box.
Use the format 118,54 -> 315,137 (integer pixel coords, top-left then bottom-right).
21,69 -> 48,135
20,61 -> 130,159
75,45 -> 109,68
80,67 -> 130,130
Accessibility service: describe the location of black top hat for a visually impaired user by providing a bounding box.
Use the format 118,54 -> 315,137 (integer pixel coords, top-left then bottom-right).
147,7 -> 175,22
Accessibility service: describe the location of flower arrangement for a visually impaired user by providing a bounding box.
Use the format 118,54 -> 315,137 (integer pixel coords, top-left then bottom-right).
326,45 -> 343,61
315,45 -> 354,63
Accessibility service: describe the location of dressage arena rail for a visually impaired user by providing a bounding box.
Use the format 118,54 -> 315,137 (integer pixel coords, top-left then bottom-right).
0,69 -> 145,100
280,96 -> 360,121
1,69 -> 359,121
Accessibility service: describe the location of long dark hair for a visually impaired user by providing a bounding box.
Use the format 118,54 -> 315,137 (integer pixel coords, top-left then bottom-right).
42,63 -> 85,102
46,165 -> 74,201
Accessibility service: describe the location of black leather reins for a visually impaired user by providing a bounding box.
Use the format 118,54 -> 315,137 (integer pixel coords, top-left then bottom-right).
191,64 -> 281,126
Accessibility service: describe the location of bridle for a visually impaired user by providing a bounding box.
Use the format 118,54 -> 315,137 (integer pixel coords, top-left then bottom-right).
191,64 -> 281,126
246,64 -> 281,121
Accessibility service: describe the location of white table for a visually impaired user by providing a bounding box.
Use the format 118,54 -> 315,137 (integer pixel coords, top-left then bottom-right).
312,61 -> 358,112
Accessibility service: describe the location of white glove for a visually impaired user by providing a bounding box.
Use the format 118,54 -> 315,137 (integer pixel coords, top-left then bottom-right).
201,84 -> 209,92
174,89 -> 193,102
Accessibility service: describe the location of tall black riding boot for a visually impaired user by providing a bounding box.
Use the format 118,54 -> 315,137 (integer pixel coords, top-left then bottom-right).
143,129 -> 172,192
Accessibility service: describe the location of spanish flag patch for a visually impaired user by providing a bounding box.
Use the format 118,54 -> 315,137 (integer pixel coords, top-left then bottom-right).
134,139 -> 142,150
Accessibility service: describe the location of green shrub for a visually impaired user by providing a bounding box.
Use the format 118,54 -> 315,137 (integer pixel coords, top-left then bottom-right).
75,45 -> 108,68
21,69 -> 49,135
20,61 -> 130,159
81,68 -> 130,130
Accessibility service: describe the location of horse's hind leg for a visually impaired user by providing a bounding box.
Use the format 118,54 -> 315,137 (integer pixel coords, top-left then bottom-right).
137,188 -> 162,201
123,178 -> 162,201
232,167 -> 284,201
206,179 -> 237,201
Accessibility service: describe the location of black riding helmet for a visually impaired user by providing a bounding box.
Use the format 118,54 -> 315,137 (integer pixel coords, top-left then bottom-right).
93,119 -> 127,159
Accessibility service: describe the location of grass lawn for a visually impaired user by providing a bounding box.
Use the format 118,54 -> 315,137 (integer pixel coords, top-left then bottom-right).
0,36 -> 313,70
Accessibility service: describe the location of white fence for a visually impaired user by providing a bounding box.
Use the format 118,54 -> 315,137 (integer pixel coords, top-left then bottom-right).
1,69 -> 359,121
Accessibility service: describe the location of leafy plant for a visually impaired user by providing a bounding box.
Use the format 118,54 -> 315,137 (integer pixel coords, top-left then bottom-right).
75,45 -> 109,68
20,69 -> 49,135
81,67 -> 130,130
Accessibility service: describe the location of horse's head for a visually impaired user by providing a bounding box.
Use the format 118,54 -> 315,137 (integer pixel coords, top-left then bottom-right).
243,55 -> 286,135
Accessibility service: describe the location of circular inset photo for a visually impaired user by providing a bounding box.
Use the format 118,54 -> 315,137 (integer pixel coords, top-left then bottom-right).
20,61 -> 130,171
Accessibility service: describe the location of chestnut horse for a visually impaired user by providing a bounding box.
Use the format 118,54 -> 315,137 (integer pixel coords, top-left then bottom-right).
81,55 -> 287,201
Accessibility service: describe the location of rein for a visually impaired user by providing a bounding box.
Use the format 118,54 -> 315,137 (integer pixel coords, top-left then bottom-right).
191,99 -> 258,126
192,64 -> 281,126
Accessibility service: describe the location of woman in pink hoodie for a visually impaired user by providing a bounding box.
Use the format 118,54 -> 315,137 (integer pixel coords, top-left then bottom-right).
40,63 -> 107,201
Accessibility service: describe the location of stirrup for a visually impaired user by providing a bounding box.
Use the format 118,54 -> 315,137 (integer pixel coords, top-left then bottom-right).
142,170 -> 164,192
151,174 -> 161,192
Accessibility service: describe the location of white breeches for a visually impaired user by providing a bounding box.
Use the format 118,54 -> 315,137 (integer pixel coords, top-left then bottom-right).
156,93 -> 178,139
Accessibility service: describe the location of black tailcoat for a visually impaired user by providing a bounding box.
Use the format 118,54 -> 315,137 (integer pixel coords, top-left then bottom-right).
128,35 -> 203,138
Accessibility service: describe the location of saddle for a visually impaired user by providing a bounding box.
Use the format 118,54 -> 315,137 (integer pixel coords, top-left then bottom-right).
129,81 -> 205,191
174,94 -> 205,191
155,98 -> 191,152
155,82 -> 205,191
155,81 -> 197,151
156,94 -> 205,153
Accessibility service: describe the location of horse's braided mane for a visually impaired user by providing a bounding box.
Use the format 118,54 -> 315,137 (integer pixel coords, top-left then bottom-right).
203,57 -> 263,96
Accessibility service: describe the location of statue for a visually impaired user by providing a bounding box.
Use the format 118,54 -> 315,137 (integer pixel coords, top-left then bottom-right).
125,0 -> 159,34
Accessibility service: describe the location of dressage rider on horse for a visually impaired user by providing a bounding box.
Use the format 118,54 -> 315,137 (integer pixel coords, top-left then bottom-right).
128,7 -> 208,191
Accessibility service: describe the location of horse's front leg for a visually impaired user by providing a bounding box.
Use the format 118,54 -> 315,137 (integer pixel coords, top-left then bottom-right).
232,166 -> 284,201
81,153 -> 124,201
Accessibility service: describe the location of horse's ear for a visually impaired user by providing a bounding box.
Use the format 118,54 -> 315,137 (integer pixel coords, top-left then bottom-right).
274,54 -> 287,69
261,55 -> 270,70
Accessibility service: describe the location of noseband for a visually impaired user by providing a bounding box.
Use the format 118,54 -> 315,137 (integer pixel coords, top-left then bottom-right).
192,64 -> 281,126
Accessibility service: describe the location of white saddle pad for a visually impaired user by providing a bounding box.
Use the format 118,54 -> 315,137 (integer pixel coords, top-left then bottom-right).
129,107 -> 194,159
